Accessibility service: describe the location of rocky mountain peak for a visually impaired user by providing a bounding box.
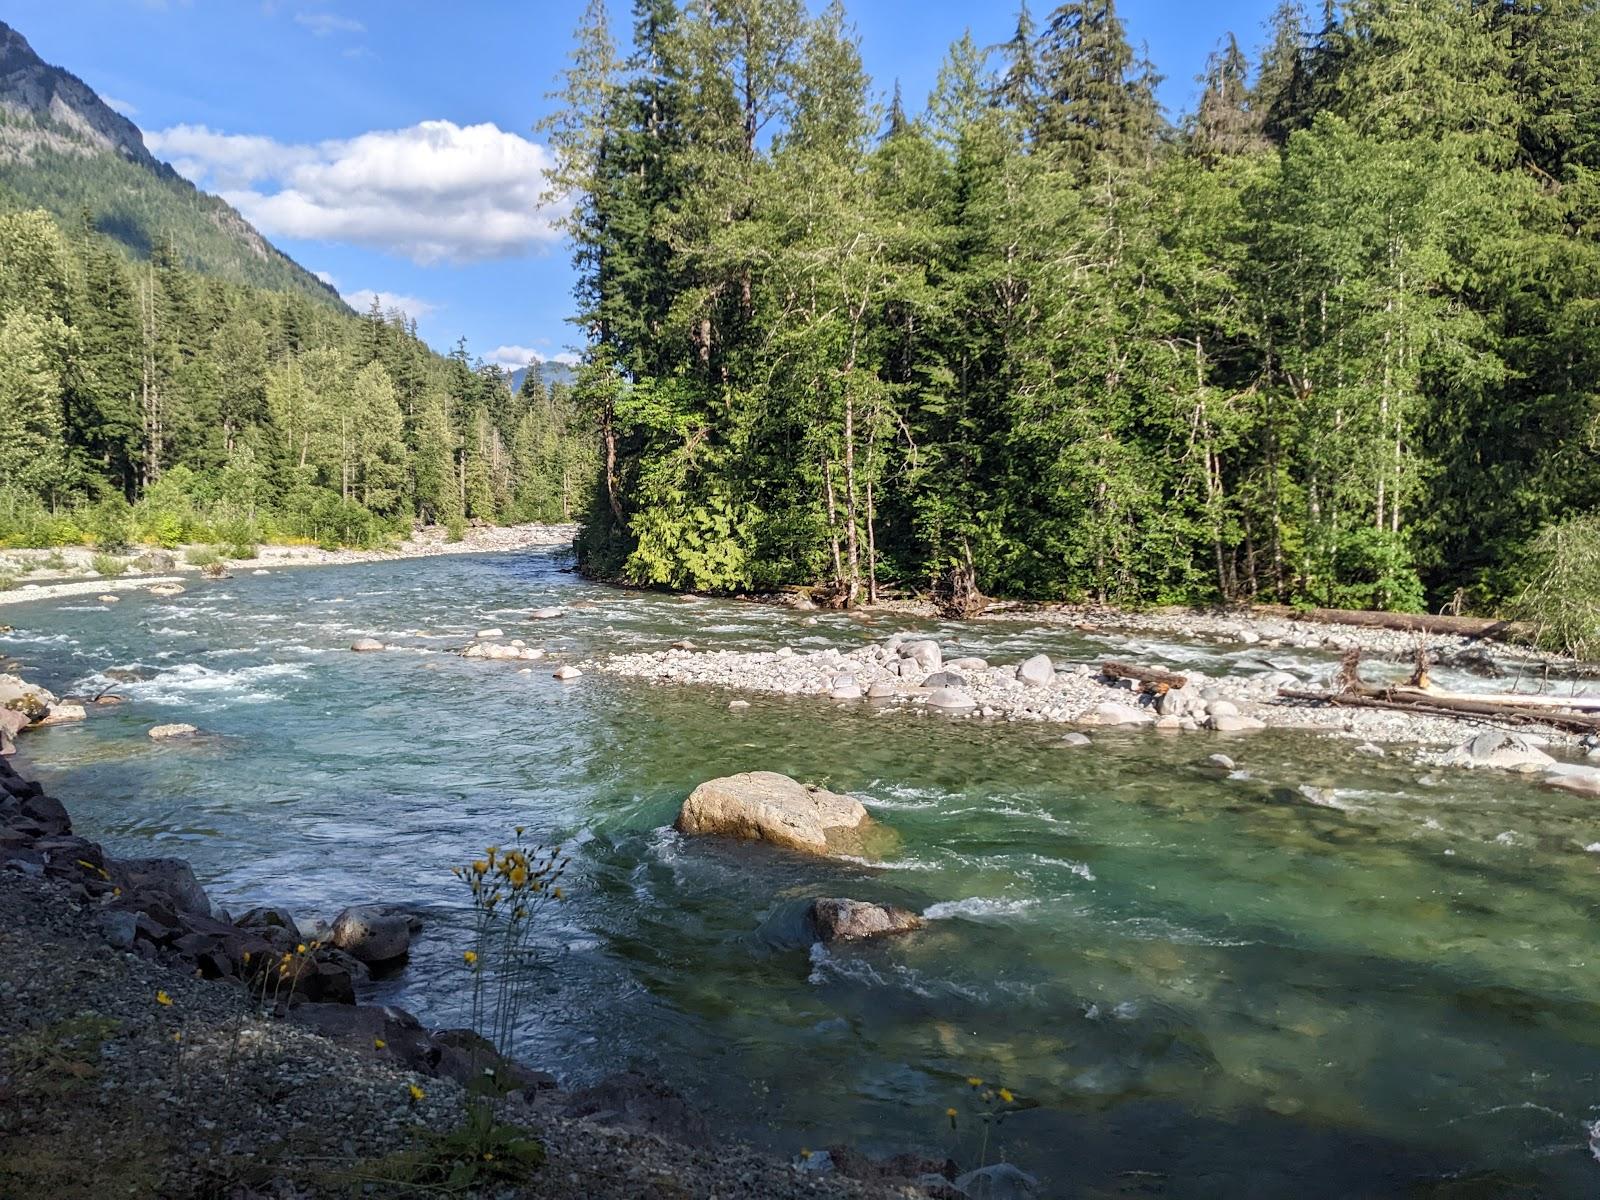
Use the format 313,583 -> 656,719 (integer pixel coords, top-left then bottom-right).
0,20 -> 156,168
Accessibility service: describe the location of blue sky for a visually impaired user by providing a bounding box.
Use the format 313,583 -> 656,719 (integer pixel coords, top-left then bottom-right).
8,0 -> 1279,369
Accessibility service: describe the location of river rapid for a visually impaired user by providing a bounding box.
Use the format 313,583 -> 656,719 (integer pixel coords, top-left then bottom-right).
5,546 -> 1600,1197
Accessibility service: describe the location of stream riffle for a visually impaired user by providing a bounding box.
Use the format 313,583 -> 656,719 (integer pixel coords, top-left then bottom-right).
5,547 -> 1599,1197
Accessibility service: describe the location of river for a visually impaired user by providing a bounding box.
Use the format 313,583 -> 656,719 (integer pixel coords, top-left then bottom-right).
5,546 -> 1598,1197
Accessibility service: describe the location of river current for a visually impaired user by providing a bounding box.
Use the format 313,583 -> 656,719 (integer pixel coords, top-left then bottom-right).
5,547 -> 1599,1197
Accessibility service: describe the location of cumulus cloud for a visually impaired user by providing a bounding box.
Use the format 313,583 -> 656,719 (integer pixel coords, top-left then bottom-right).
145,120 -> 561,264
484,345 -> 579,369
294,10 -> 364,35
342,289 -> 437,320
99,93 -> 138,117
314,269 -> 338,286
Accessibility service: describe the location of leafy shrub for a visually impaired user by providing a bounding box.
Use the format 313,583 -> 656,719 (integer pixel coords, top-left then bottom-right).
217,515 -> 259,560
0,574 -> 16,592
1512,514 -> 1600,659
89,496 -> 136,554
91,554 -> 126,577
43,551 -> 67,571
445,514 -> 467,543
184,546 -> 221,567
142,510 -> 185,550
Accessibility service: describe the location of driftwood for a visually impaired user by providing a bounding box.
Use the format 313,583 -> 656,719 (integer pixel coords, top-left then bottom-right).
1101,661 -> 1189,693
1281,647 -> 1600,733
1251,603 -> 1530,642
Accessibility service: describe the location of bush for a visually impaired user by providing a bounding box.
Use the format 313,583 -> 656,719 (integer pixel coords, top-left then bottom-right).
89,496 -> 136,554
142,510 -> 185,550
1512,514 -> 1600,659
446,514 -> 467,543
91,554 -> 126,577
217,515 -> 259,560
0,574 -> 15,592
184,546 -> 221,567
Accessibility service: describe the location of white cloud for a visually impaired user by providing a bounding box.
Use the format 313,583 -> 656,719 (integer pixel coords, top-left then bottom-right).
342,289 -> 437,320
485,345 -> 579,369
99,93 -> 138,117
144,120 -> 561,264
294,10 -> 364,35
314,269 -> 338,286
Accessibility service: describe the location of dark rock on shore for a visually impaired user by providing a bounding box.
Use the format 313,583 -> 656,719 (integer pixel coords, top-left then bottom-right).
561,1071 -> 714,1147
330,903 -> 420,963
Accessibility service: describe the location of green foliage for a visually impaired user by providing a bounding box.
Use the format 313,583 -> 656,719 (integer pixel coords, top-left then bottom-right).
183,546 -> 221,568
445,514 -> 467,543
1512,515 -> 1600,660
545,0 -> 1600,618
90,553 -> 125,577
88,496 -> 135,554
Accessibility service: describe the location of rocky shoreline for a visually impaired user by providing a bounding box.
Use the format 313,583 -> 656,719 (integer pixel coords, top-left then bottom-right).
585,606 -> 1600,778
0,522 -> 577,607
0,747 -> 944,1197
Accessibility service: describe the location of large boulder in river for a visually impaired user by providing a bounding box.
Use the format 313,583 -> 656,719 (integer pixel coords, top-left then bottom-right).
806,898 -> 923,943
1016,654 -> 1055,687
1541,764 -> 1600,796
350,637 -> 384,652
0,674 -> 56,722
1078,702 -> 1154,727
1443,730 -> 1554,772
924,687 -> 977,713
329,904 -> 419,964
676,771 -> 870,856
899,640 -> 942,671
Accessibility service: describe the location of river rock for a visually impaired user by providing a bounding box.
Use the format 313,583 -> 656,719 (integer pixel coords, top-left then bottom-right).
1156,688 -> 1189,717
1206,699 -> 1240,718
1207,752 -> 1236,770
148,723 -> 199,740
1016,654 -> 1055,687
562,1071 -> 713,1147
1208,713 -> 1266,732
0,674 -> 56,722
98,594 -> 120,603
553,665 -> 583,680
475,627 -> 504,638
0,709 -> 28,745
728,699 -> 751,709
805,898 -> 923,942
900,640 -> 942,670
955,1162 -> 1041,1199
350,637 -> 384,652
867,680 -> 898,700
947,656 -> 988,671
924,687 -> 977,713
675,771 -> 869,856
829,674 -> 862,700
465,641 -> 543,661
148,583 -> 185,596
1080,702 -> 1153,726
329,905 -> 417,964
107,856 -> 212,915
530,606 -> 565,620
237,906 -> 303,942
922,670 -> 966,689
1062,732 -> 1092,747
1542,764 -> 1600,796
37,703 -> 86,725
1444,730 -> 1554,772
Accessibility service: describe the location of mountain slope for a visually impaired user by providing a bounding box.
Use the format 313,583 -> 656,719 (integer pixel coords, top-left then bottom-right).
0,20 -> 343,308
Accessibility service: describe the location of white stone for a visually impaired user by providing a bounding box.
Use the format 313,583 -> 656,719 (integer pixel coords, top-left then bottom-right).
553,665 -> 583,680
1016,654 -> 1055,687
350,638 -> 384,652
924,687 -> 976,712
1208,713 -> 1266,732
530,607 -> 565,620
1081,702 -> 1154,727
476,627 -> 504,638
148,723 -> 198,740
1206,699 -> 1240,718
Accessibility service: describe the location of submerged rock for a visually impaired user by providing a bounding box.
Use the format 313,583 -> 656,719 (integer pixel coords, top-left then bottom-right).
676,771 -> 869,856
529,606 -> 565,620
147,722 -> 199,740
1061,732 -> 1093,748
954,1163 -> 1041,1199
148,583 -> 185,596
553,665 -> 583,680
38,703 -> 86,725
1543,764 -> 1600,796
805,897 -> 923,943
350,637 -> 384,652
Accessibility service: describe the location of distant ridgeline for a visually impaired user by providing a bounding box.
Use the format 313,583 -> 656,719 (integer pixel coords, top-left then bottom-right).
0,20 -> 595,552
548,0 -> 1600,616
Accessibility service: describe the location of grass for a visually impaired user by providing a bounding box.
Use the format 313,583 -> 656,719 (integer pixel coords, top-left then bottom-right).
91,554 -> 127,577
183,546 -> 221,567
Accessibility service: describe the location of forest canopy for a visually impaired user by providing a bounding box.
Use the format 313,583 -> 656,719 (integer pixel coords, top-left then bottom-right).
548,0 -> 1600,614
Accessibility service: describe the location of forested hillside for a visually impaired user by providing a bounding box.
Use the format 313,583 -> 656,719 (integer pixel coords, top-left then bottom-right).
0,207 -> 594,551
549,0 -> 1600,615
0,21 -> 341,307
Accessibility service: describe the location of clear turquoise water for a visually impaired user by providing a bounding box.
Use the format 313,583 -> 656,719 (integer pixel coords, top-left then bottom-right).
6,549 -> 1600,1197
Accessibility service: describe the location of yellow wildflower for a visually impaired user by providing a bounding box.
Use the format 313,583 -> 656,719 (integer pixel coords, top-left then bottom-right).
296,943 -> 307,954
408,1084 -> 425,1102
999,1088 -> 1014,1104
946,1107 -> 958,1118
472,859 -> 488,875
515,825 -> 525,836
156,990 -> 173,1007
242,952 -> 251,964
509,866 -> 528,888
374,1037 -> 387,1050
482,1152 -> 495,1162
463,950 -> 478,967
553,886 -> 564,900
966,1076 -> 982,1087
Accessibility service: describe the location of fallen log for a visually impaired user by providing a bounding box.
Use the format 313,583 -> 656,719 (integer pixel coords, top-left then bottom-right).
1251,604 -> 1530,642
1101,661 -> 1189,693
1395,685 -> 1600,711
1278,687 -> 1600,734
